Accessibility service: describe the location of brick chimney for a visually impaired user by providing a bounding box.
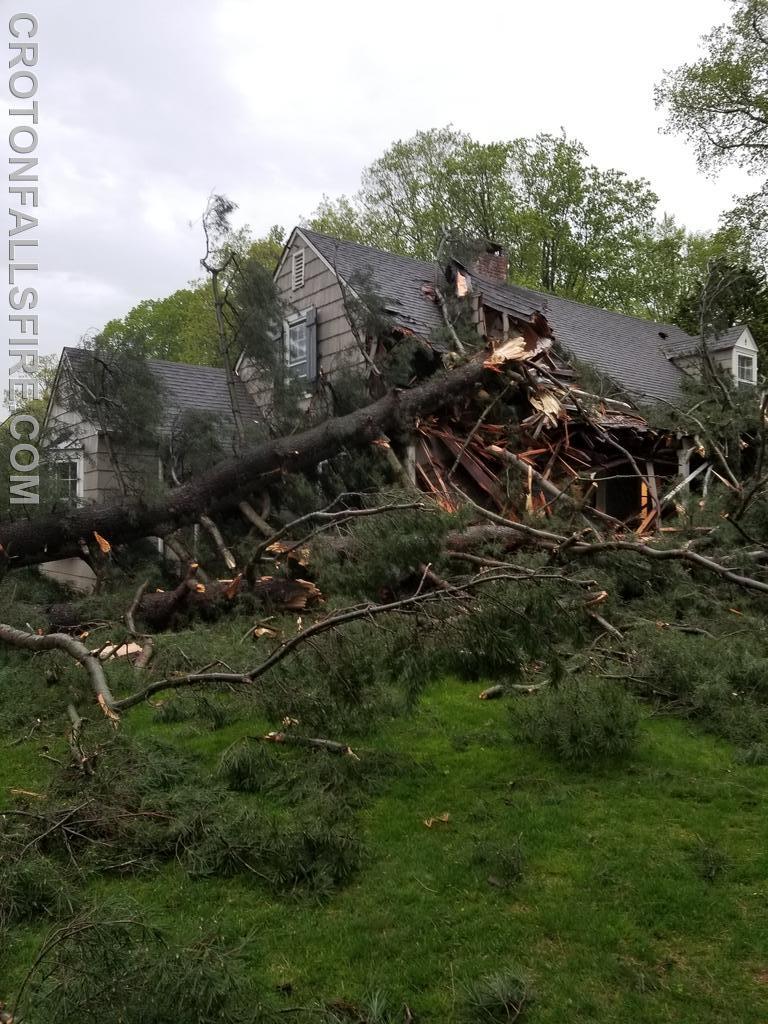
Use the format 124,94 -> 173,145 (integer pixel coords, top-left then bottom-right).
470,243 -> 508,284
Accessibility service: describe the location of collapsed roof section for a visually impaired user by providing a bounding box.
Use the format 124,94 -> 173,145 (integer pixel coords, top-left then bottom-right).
301,227 -> 557,358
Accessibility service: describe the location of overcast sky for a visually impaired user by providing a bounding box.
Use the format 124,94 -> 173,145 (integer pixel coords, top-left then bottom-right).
8,0 -> 759,365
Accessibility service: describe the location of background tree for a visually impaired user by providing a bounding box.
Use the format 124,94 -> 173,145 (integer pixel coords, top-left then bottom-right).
505,133 -> 659,307
100,286 -> 219,366
656,1 -> 768,303
656,0 -> 768,174
675,253 -> 768,349
248,224 -> 286,273
59,335 -> 165,497
306,128 -> 688,316
97,227 -> 287,371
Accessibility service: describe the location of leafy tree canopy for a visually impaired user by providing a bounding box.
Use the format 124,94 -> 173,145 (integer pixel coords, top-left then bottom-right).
304,126 -> 758,324
656,0 -> 768,174
655,0 -> 768,346
100,285 -> 219,366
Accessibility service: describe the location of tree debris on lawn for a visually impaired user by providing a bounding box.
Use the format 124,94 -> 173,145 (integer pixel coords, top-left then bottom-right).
249,577 -> 323,611
261,731 -> 360,759
423,812 -> 450,828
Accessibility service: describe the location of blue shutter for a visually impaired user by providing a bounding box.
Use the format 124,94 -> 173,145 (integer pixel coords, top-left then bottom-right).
305,306 -> 318,381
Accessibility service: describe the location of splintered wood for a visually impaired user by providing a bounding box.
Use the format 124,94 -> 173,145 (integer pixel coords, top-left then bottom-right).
414,357 -> 678,532
250,577 -> 323,611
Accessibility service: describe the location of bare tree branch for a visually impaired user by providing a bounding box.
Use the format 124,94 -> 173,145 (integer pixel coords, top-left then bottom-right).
110,568 -> 553,712
0,624 -> 117,712
198,514 -> 237,571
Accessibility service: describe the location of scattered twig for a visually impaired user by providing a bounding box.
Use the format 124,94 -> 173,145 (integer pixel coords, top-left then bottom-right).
259,732 -> 360,760
588,611 -> 624,640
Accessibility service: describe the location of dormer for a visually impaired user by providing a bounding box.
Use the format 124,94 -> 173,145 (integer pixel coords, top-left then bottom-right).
665,324 -> 758,387
729,326 -> 758,386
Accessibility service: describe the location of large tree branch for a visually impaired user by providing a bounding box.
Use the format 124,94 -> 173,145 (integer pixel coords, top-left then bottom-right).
246,494 -> 430,574
459,494 -> 768,595
0,357 -> 497,568
110,567 -> 558,712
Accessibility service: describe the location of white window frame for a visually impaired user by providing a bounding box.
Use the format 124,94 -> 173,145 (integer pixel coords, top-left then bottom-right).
52,450 -> 84,501
737,353 -> 756,384
284,313 -> 309,379
291,249 -> 305,291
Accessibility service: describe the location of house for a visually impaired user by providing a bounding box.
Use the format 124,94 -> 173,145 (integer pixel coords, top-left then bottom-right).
40,350 -> 256,590
40,226 -> 758,587
260,227 -> 758,405
44,347 -> 256,506
246,228 -> 758,518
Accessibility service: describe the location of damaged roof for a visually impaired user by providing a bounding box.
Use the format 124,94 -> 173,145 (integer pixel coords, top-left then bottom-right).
299,228 -> 748,406
300,228 -> 448,341
494,282 -> 692,405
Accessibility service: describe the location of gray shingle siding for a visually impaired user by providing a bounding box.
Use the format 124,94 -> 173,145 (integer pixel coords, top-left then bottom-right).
268,234 -> 363,391
299,229 -> 447,342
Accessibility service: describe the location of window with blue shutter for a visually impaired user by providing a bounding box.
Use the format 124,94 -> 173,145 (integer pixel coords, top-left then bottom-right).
283,306 -> 318,382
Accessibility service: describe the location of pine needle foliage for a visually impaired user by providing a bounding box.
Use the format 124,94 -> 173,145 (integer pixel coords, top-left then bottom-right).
439,582 -> 576,683
0,731 -> 367,922
632,629 -> 768,747
314,498 -> 455,601
514,679 -> 640,767
14,900 -> 257,1024
219,740 -> 408,809
0,854 -> 73,927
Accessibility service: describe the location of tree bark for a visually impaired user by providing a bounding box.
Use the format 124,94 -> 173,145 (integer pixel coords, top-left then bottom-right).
198,513 -> 237,571
238,499 -> 273,538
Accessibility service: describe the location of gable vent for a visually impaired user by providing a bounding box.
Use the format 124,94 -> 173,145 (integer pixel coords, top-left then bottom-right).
292,249 -> 305,291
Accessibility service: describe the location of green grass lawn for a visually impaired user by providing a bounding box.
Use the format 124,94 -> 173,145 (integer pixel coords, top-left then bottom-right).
3,676 -> 767,1022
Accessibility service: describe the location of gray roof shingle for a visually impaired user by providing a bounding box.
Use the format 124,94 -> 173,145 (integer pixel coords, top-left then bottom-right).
661,323 -> 746,358
300,229 -> 446,339
61,347 -> 256,432
300,229 -> 749,405
493,283 -> 692,404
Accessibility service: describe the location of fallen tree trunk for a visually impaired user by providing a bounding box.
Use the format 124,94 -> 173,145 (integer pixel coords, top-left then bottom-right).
0,357 -> 495,568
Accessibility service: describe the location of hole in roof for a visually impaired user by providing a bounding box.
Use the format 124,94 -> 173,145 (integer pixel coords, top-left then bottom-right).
658,331 -> 668,339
